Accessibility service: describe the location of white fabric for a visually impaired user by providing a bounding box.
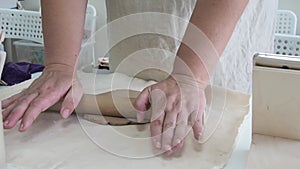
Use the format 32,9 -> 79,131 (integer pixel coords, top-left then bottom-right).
215,0 -> 278,93
105,0 -> 278,93
106,0 -> 196,81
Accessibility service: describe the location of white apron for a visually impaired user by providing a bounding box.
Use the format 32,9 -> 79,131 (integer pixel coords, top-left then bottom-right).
105,0 -> 196,81
104,0 -> 277,93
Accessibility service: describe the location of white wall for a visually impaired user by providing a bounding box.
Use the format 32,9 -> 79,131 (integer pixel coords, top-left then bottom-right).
87,0 -> 107,29
14,0 -> 108,61
278,0 -> 300,35
87,0 -> 109,59
0,0 -> 17,8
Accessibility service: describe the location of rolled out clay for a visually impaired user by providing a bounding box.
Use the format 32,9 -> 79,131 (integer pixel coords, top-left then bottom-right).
1,72 -> 251,169
4,86 -> 251,169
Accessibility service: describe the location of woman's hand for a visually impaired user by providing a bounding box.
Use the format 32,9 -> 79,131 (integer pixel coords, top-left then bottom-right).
134,74 -> 207,155
2,64 -> 83,131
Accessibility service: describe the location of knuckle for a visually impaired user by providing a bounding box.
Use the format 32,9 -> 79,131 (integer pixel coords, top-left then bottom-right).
151,119 -> 163,127
197,113 -> 203,122
30,100 -> 41,107
166,100 -> 181,113
30,101 -> 44,111
15,94 -> 26,102
18,97 -> 31,105
25,113 -> 36,123
10,109 -> 23,117
2,109 -> 10,116
193,117 -> 203,127
164,121 -> 175,129
165,107 -> 172,113
165,110 -> 179,117
172,105 -> 181,114
165,104 -> 174,113
64,98 -> 75,106
196,116 -> 202,123
40,88 -> 60,98
176,120 -> 187,126
43,85 -> 55,92
18,99 -> 27,105
40,94 -> 59,104
193,116 -> 202,125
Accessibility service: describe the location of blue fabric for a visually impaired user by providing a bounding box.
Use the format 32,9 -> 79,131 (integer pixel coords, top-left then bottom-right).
1,62 -> 44,86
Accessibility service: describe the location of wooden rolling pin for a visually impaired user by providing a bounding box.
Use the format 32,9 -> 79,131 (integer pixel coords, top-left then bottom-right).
49,90 -> 152,124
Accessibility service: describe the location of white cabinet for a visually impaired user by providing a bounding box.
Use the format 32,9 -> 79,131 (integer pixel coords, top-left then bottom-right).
0,0 -> 17,9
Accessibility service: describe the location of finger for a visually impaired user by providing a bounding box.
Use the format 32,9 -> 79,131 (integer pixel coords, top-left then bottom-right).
161,110 -> 178,155
174,141 -> 184,150
150,110 -> 165,150
149,89 -> 167,149
2,102 -> 17,121
165,95 -> 178,113
3,93 -> 38,129
60,80 -> 83,119
2,92 -> 24,109
190,111 -> 204,141
20,92 -> 61,131
172,112 -> 189,148
2,76 -> 46,109
134,87 -> 151,123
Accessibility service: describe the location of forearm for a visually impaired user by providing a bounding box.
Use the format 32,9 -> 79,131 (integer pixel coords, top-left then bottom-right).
174,0 -> 249,82
41,0 -> 88,69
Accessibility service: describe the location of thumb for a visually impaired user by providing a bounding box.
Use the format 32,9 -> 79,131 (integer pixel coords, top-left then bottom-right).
134,87 -> 151,123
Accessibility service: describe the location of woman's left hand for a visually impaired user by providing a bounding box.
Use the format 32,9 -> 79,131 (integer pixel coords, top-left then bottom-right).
134,74 -> 207,155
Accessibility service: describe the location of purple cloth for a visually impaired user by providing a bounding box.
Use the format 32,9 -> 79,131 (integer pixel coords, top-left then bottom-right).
1,62 -> 44,86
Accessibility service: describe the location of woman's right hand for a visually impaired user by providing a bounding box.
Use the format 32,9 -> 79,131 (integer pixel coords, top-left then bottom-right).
1,64 -> 83,132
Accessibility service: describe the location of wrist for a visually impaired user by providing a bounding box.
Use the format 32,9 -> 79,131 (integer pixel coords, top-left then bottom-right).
175,39 -> 218,83
44,63 -> 75,74
172,56 -> 211,84
170,73 -> 208,90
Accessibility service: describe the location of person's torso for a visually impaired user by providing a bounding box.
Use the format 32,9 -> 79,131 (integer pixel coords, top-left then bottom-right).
106,0 -> 196,81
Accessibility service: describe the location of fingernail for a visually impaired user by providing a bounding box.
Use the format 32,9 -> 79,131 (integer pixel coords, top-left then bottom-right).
197,132 -> 203,140
155,142 -> 161,149
175,139 -> 181,145
137,113 -> 144,123
19,123 -> 24,131
3,120 -> 9,126
62,109 -> 70,119
163,145 -> 172,152
152,139 -> 161,149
